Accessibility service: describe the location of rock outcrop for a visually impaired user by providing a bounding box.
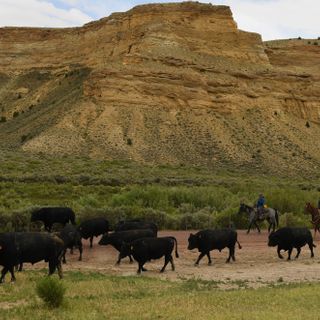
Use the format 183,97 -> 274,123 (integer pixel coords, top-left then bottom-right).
0,2 -> 319,175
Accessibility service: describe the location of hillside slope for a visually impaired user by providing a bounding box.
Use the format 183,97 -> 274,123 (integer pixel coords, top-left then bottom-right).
0,2 -> 319,176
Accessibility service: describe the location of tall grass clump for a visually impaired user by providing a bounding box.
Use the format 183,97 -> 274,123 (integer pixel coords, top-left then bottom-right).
36,277 -> 66,308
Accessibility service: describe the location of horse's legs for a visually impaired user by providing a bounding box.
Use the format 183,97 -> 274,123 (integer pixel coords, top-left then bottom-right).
254,221 -> 261,233
268,223 -> 271,233
295,247 -> 301,259
247,221 -> 253,234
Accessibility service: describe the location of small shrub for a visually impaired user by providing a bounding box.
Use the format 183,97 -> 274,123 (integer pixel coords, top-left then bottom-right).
127,138 -> 132,146
306,121 -> 310,128
0,116 -> 6,123
297,37 -> 302,40
314,42 -> 318,46
13,111 -> 19,118
36,277 -> 66,308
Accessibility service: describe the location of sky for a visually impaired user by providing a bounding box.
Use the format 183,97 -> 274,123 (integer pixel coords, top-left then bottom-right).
0,0 -> 319,40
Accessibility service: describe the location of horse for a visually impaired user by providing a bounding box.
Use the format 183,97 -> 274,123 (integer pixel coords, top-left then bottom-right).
238,203 -> 279,234
304,202 -> 320,238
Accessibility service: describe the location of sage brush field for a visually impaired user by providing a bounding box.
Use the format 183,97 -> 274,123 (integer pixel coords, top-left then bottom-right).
0,150 -> 318,231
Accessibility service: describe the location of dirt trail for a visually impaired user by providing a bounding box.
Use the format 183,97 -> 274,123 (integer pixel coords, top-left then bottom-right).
24,231 -> 320,288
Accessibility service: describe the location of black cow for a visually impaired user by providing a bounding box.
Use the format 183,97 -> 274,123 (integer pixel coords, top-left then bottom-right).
268,227 -> 316,260
30,207 -> 76,232
188,229 -> 242,266
78,218 -> 109,248
115,220 -> 158,235
0,232 -> 64,283
98,229 -> 156,265
120,237 -> 179,274
58,224 -> 83,263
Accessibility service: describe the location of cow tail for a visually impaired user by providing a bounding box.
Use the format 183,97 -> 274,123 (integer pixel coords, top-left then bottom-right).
313,243 -> 317,248
237,240 -> 242,250
170,237 -> 179,258
275,209 -> 279,228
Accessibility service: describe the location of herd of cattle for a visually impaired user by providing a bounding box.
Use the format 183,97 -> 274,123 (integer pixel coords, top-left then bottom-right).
0,207 -> 317,283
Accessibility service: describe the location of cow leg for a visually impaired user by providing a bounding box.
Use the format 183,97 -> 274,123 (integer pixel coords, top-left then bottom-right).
268,223 -> 271,233
295,247 -> 301,259
226,247 -> 234,263
206,253 -> 212,265
277,246 -> 284,259
1,267 -> 8,283
232,249 -> 236,262
90,236 -> 93,248
70,247 -> 74,254
18,263 -> 23,272
169,255 -> 175,271
48,260 -> 57,276
160,255 -> 170,273
287,247 -> 293,260
129,255 -> 134,263
195,252 -> 206,266
45,224 -> 52,233
9,266 -> 16,282
308,242 -> 315,258
62,249 -> 67,264
78,246 -> 83,261
116,254 -> 122,265
137,261 -> 146,274
57,262 -> 63,279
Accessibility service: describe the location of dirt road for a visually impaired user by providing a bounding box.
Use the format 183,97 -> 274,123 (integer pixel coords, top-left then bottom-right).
44,230 -> 320,288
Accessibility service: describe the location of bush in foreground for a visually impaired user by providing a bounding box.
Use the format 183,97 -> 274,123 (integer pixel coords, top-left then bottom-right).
36,277 -> 66,308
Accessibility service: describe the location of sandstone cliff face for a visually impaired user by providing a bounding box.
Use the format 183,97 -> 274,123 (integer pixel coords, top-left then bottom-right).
0,2 -> 319,175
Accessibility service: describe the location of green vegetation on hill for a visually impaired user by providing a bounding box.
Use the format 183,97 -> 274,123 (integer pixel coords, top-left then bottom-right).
0,150 -> 318,231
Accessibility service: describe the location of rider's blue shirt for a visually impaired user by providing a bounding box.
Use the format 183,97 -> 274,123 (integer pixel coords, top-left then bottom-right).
257,197 -> 265,208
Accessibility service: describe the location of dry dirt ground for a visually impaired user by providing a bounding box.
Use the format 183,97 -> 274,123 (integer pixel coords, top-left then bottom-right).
24,231 -> 320,288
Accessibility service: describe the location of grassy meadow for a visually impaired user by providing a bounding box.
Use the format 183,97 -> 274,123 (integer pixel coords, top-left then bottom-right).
0,149 -> 319,231
1,271 -> 320,319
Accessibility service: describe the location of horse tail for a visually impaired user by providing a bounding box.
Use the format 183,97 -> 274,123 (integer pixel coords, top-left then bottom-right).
275,209 -> 279,228
237,240 -> 242,250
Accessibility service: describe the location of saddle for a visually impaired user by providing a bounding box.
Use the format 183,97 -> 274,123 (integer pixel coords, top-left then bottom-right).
255,207 -> 266,220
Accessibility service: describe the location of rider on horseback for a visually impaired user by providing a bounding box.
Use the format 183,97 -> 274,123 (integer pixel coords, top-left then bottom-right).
256,194 -> 266,218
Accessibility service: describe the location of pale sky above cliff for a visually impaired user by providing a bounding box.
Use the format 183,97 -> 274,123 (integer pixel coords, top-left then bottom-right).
0,0 -> 319,40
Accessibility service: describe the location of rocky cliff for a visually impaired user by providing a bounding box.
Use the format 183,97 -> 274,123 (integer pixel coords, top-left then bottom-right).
0,2 -> 319,175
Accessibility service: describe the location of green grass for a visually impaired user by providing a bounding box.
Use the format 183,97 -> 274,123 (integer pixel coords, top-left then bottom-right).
1,271 -> 320,319
0,149 -> 318,230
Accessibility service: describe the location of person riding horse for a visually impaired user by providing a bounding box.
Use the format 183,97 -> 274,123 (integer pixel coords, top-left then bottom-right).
256,194 -> 266,219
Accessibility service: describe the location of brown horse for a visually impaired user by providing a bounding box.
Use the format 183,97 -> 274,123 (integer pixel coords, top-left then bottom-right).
304,202 -> 320,237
